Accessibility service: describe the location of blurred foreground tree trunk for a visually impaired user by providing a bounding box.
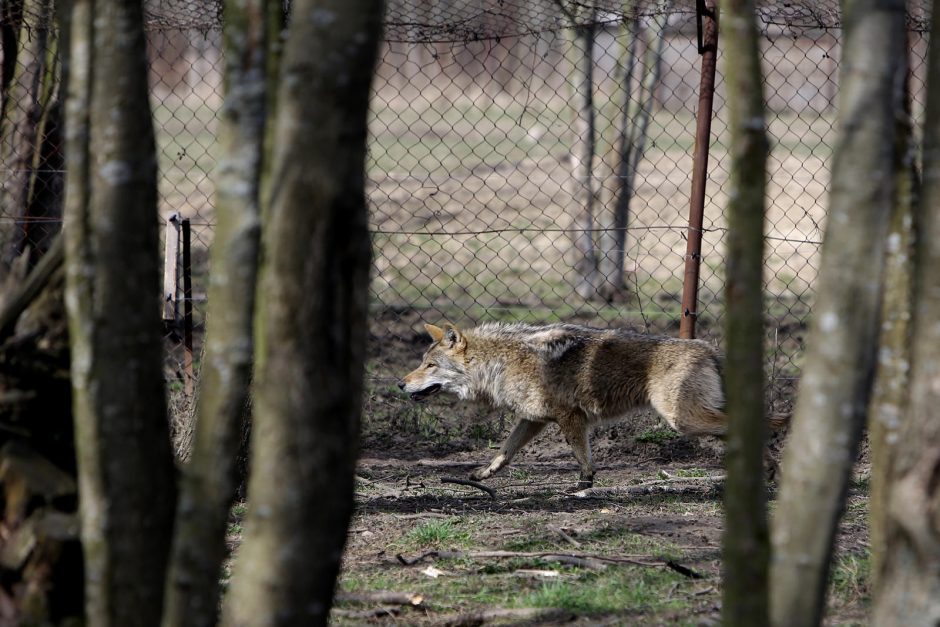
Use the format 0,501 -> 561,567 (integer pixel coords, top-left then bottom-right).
63,0 -> 176,624
867,63 -> 918,595
768,0 -> 906,624
720,0 -> 769,623
161,0 -> 267,624
219,0 -> 383,623
872,6 -> 940,623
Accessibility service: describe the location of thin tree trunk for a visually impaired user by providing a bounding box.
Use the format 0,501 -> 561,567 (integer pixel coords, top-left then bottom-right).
867,62 -> 917,596
768,0 -> 906,624
872,5 -> 940,623
609,12 -> 667,297
721,0 -> 769,624
64,0 -> 176,624
568,18 -> 599,299
219,0 -> 382,623
160,0 -> 268,624
596,18 -> 637,300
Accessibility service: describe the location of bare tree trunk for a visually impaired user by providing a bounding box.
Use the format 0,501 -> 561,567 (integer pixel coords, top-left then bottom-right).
63,0 -> 176,624
596,19 -> 637,300
607,13 -> 667,298
567,18 -> 600,299
867,63 -> 918,596
219,0 -> 382,623
721,0 -> 769,623
160,0 -> 268,625
872,5 -> 940,623
768,0 -> 907,624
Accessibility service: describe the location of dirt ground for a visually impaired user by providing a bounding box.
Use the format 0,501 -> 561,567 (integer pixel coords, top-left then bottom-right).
305,317 -> 873,626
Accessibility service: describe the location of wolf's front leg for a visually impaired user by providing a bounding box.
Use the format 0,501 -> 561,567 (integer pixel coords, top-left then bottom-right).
470,418 -> 547,481
558,417 -> 594,488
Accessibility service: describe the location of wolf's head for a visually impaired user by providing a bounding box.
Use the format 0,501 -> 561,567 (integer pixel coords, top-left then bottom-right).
399,323 -> 470,401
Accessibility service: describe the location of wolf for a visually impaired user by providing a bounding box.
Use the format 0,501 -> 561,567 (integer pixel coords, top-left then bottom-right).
399,321 -> 740,488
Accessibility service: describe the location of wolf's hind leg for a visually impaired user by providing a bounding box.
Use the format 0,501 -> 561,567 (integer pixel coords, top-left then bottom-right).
470,418 -> 546,481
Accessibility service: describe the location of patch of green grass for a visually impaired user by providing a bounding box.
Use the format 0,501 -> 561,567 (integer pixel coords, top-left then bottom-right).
829,552 -> 871,607
517,568 -> 689,614
660,468 -> 710,479
636,428 -> 679,445
231,501 -> 248,518
402,520 -> 471,549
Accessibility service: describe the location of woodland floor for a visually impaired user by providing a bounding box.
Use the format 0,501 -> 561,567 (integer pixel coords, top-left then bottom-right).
220,325 -> 871,626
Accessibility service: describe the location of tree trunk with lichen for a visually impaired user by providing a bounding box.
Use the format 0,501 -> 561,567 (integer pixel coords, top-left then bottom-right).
867,63 -> 918,596
63,0 -> 176,624
871,5 -> 940,623
218,0 -> 382,623
768,0 -> 907,624
160,0 -> 268,624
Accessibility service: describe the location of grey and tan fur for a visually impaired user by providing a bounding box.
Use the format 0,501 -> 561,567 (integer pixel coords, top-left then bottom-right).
399,321 -> 734,487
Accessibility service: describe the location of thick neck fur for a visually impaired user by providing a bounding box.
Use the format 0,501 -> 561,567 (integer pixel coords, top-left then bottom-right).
458,322 -> 591,407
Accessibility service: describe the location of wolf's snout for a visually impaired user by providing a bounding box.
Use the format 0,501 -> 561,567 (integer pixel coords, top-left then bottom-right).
397,380 -> 406,390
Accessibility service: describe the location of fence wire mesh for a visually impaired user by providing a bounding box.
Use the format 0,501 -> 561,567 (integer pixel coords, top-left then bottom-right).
0,0 -> 931,416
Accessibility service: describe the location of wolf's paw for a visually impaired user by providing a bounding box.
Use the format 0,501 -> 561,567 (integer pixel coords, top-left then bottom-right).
576,474 -> 594,490
469,468 -> 489,481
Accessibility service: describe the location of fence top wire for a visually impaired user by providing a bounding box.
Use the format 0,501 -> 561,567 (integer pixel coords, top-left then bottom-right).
3,0 -> 931,38
381,0 -> 931,42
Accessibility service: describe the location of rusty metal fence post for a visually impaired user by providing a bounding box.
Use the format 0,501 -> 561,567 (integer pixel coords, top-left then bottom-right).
679,0 -> 719,340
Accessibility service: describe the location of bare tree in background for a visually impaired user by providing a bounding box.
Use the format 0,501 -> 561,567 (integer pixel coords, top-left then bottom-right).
560,3 -> 601,299
872,6 -> 940,622
598,9 -> 667,300
219,0 -> 383,623
768,0 -> 907,623
720,0 -> 770,623
63,0 -> 176,624
161,0 -> 268,624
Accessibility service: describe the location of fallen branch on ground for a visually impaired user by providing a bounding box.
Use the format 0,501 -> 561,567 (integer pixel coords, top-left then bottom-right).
335,590 -> 424,606
665,560 -> 704,579
550,526 -> 582,548
395,549 -> 678,571
331,607 -> 400,619
573,477 -> 724,499
440,476 -> 496,499
435,607 -> 575,627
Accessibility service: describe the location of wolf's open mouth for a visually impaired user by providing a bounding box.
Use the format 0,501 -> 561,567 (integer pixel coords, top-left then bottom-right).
410,384 -> 441,401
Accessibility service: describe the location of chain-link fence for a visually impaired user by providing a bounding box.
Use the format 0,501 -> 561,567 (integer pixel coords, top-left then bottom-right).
0,0 -> 931,413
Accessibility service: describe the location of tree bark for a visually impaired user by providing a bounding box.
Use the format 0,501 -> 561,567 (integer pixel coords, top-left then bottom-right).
218,0 -> 382,624
768,0 -> 906,624
63,0 -> 176,624
160,0 -> 267,625
720,0 -> 769,624
867,62 -> 917,596
872,4 -> 940,623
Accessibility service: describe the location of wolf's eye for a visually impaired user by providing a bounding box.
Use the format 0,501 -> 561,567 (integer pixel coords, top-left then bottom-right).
425,362 -> 437,368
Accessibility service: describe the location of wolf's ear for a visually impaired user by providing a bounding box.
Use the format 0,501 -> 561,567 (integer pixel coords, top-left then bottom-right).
424,323 -> 445,343
443,325 -> 466,350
